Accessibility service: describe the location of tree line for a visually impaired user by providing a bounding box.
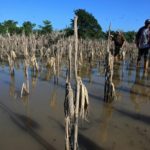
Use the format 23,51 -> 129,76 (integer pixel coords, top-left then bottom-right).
0,19 -> 52,36
0,9 -> 136,42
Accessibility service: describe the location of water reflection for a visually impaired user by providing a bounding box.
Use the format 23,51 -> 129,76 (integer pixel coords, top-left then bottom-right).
22,94 -> 29,108
49,85 -> 57,110
14,60 -> 20,70
31,71 -> 38,89
39,68 -> 56,82
9,75 -> 16,98
9,74 -> 21,99
98,61 -> 105,76
99,103 -> 114,143
113,62 -> 122,87
0,59 -> 150,150
79,63 -> 93,83
21,69 -> 30,109
130,69 -> 150,112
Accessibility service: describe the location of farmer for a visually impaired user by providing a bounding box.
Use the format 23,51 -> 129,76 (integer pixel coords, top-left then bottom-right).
112,31 -> 125,61
136,19 -> 150,71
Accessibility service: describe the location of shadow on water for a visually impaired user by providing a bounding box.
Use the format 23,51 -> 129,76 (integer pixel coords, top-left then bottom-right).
82,78 -> 104,87
117,86 -> 149,98
13,114 -> 40,129
88,92 -> 104,102
48,115 -> 104,150
118,78 -> 150,88
115,108 -> 150,125
0,102 -> 56,150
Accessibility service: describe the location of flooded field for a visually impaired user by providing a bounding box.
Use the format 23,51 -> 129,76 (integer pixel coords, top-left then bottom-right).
0,60 -> 150,150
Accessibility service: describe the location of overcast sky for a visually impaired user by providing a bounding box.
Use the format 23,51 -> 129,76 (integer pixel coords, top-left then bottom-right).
0,0 -> 149,31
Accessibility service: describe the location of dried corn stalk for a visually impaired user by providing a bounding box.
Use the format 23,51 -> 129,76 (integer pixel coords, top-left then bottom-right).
30,54 -> 39,72
46,57 -> 55,67
65,116 -> 71,150
73,16 -> 80,150
64,39 -> 74,150
104,24 -> 116,103
64,82 -> 74,119
46,57 -> 56,78
7,53 -> 15,76
64,79 -> 75,150
78,77 -> 89,121
21,66 -> 29,97
10,50 -> 16,61
24,58 -> 29,76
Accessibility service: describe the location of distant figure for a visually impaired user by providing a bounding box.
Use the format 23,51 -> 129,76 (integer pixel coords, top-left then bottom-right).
136,19 -> 150,71
112,31 -> 125,61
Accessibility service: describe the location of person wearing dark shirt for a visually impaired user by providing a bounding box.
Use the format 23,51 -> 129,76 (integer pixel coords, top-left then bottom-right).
136,19 -> 150,71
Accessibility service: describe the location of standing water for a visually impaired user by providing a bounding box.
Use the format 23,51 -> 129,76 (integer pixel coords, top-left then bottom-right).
0,60 -> 149,150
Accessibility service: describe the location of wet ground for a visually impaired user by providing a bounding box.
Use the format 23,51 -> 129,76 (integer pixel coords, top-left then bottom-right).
0,60 -> 150,150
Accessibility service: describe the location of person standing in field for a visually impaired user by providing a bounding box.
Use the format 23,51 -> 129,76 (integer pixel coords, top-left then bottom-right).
136,19 -> 150,72
112,31 -> 125,61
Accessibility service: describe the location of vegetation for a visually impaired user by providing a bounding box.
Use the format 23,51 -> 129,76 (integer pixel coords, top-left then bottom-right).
0,9 -> 136,41
0,20 -> 19,35
0,19 -> 52,36
22,21 -> 36,36
39,20 -> 53,34
66,9 -> 103,39
124,31 -> 136,43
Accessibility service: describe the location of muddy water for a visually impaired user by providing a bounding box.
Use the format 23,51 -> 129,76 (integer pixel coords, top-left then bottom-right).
0,61 -> 149,150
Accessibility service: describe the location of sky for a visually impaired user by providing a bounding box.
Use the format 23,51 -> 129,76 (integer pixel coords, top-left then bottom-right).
0,0 -> 149,32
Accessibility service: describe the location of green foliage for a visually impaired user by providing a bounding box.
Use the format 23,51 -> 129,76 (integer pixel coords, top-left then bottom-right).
66,9 -> 103,39
0,23 -> 5,34
124,31 -> 136,43
39,20 -> 53,34
0,19 -> 53,36
0,15 -> 136,41
64,27 -> 74,37
105,30 -> 136,43
0,20 -> 19,35
22,21 -> 36,36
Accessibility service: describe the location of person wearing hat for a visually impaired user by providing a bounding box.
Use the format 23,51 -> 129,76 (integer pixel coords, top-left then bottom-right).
136,19 -> 150,71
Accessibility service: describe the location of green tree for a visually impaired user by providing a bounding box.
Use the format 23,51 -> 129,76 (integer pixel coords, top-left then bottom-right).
124,31 -> 136,43
22,21 -> 36,36
64,27 -> 74,37
39,20 -> 53,34
0,23 -> 5,34
2,20 -> 19,35
68,9 -> 103,39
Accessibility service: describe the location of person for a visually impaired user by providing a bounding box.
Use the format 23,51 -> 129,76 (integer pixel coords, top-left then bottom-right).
112,31 -> 125,61
136,19 -> 150,71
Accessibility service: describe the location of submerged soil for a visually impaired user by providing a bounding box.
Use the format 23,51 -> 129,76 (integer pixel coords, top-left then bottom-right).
0,60 -> 149,150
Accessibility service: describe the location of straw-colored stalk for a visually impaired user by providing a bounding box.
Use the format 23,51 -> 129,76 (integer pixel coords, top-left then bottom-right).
7,54 -> 15,76
64,41 -> 74,150
104,24 -> 116,103
21,66 -> 29,97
